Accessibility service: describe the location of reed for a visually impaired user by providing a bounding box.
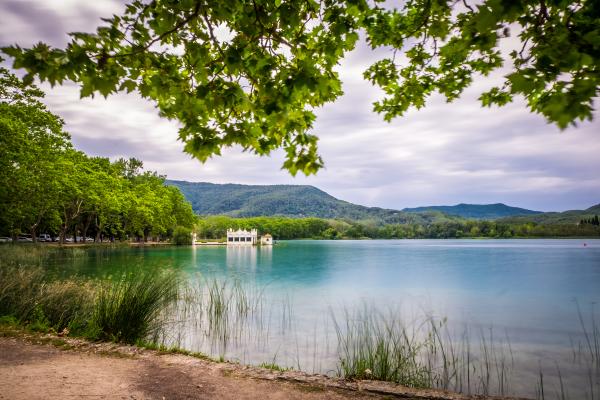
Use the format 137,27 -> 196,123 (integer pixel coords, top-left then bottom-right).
0,264 -> 94,331
332,305 -> 515,396
92,271 -> 179,343
0,260 -> 179,344
332,305 -> 433,387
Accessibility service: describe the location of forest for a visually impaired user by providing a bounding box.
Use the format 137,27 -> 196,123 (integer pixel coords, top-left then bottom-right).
196,215 -> 600,240
0,68 -> 195,243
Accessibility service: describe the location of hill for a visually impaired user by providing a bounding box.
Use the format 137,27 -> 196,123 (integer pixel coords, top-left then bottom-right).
498,203 -> 600,224
167,180 -> 597,225
402,203 -> 542,219
166,180 -> 459,224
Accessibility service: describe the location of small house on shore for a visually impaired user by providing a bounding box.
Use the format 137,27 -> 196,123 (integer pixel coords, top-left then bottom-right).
260,234 -> 273,245
226,229 -> 273,246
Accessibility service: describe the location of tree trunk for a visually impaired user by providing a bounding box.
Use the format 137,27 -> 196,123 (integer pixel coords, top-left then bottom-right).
59,224 -> 67,244
94,215 -> 102,243
82,213 -> 94,243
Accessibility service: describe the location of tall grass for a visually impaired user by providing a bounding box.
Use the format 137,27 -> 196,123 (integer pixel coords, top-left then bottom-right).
0,258 -> 179,344
534,302 -> 600,400
0,244 -> 89,267
92,271 -> 179,343
332,306 -> 431,387
179,277 -> 266,348
0,264 -> 94,330
332,305 -> 515,396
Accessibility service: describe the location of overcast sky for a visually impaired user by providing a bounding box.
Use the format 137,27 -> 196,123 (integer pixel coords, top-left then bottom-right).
1,1 -> 599,212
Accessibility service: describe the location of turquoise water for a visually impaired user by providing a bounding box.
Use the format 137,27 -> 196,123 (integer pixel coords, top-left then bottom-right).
50,239 -> 600,398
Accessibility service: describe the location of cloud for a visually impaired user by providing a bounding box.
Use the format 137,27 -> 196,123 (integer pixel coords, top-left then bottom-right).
0,2 -> 598,212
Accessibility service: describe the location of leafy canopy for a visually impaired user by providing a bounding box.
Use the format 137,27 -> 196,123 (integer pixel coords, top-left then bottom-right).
2,0 -> 598,174
0,68 -> 195,240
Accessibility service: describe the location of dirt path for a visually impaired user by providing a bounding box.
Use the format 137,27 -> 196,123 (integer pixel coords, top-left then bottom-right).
0,337 -> 371,400
0,335 -> 524,400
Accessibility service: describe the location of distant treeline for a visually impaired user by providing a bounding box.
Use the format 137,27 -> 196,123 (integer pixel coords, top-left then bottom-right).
0,68 -> 195,243
196,216 -> 330,240
580,215 -> 600,226
196,216 -> 600,240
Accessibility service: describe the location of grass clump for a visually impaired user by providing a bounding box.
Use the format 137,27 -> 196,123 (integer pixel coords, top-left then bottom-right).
92,271 -> 179,343
332,305 -> 515,396
0,259 -> 179,344
333,306 -> 433,387
0,264 -> 95,333
259,362 -> 292,372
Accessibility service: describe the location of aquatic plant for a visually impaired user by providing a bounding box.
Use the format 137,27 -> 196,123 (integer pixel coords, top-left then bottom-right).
92,271 -> 179,343
332,304 -> 516,396
0,264 -> 94,331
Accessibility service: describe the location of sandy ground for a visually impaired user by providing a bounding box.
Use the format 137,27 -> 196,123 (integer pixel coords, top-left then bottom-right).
0,334 -> 525,400
0,337 -> 374,400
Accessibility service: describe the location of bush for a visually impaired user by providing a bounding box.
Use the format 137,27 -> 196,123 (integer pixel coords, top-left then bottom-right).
172,226 -> 193,245
0,262 -> 179,343
0,264 -> 95,331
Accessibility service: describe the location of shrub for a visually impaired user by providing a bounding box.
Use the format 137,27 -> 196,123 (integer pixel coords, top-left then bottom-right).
172,226 -> 193,245
0,264 -> 95,331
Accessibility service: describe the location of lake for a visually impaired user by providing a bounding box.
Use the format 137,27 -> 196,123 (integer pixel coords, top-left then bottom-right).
48,239 -> 600,398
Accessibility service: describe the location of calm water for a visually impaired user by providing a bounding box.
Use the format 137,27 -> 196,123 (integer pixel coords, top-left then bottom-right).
49,239 -> 600,398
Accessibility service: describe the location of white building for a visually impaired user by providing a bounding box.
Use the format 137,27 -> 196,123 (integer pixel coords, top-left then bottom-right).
227,228 -> 257,245
260,234 -> 273,245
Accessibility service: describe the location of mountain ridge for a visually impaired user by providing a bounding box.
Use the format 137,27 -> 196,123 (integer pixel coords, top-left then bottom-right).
498,203 -> 600,224
165,180 -> 566,221
402,203 -> 543,219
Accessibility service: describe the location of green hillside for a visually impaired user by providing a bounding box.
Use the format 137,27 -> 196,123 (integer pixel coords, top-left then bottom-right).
402,203 -> 542,219
167,180 -> 598,226
498,203 -> 600,224
166,180 -> 459,224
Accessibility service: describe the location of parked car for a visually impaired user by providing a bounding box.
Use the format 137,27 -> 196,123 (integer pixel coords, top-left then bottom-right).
38,234 -> 52,242
0,237 -> 12,243
17,235 -> 33,242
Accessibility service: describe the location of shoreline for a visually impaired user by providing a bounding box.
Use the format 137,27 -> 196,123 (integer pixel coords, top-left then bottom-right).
0,326 -> 527,400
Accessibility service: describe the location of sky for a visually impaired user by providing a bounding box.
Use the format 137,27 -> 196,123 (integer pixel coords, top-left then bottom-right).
1,1 -> 599,212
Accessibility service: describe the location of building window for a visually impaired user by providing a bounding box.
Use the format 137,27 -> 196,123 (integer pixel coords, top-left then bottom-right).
228,237 -> 233,242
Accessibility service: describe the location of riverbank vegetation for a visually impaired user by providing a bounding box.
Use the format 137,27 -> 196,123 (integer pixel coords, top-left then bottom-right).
0,68 -> 195,243
1,244 -> 598,399
196,215 -> 600,240
0,245 -> 179,342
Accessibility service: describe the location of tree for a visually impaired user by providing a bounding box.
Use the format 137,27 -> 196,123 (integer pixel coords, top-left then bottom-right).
0,67 -> 72,240
2,0 -> 597,175
1,68 -> 197,243
172,226 -> 193,245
